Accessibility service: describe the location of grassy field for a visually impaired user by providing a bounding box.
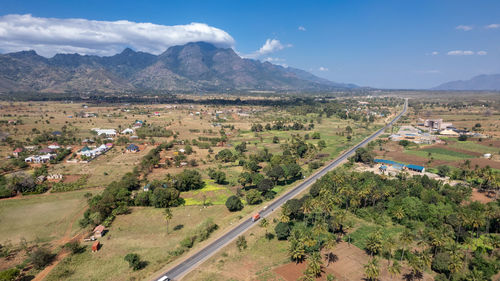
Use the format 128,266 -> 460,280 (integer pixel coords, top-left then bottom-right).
345,223 -> 404,250
405,147 -> 476,161
449,141 -> 499,154
46,205 -> 263,281
0,189 -> 99,244
183,209 -> 289,281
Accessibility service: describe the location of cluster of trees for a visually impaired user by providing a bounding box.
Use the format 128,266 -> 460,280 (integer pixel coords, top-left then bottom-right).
136,125 -> 173,139
138,142 -> 173,174
224,147 -> 303,211
250,121 -> 308,132
0,169 -> 49,198
277,169 -> 500,280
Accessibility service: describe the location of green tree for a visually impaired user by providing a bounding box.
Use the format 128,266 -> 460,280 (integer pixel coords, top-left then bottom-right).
225,195 -> 243,212
236,235 -> 247,251
124,253 -> 145,270
387,260 -> 401,280
246,189 -> 263,205
275,222 -> 291,240
266,165 -> 285,184
175,169 -> 205,191
289,237 -> 306,263
30,247 -> 56,270
215,149 -> 235,162
317,140 -> 327,150
164,208 -> 173,233
399,229 -> 413,261
305,251 -> 323,277
364,258 -> 380,281
365,230 -> 383,256
0,268 -> 20,281
238,172 -> 252,188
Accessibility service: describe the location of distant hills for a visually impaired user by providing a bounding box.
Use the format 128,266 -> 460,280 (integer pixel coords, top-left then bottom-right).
0,42 -> 357,94
432,74 -> 500,91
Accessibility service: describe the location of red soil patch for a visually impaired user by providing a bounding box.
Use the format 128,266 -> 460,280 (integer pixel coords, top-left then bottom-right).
471,188 -> 496,204
62,174 -> 81,183
273,242 -> 434,281
375,141 -> 500,169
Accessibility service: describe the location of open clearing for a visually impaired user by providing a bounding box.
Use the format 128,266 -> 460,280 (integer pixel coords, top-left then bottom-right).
0,189 -> 98,245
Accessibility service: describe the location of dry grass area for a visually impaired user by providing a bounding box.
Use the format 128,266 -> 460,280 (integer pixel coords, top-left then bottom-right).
0,189 -> 98,245
45,204 -> 260,281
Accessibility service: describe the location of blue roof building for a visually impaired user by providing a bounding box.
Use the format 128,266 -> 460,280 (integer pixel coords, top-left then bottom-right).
127,144 -> 140,152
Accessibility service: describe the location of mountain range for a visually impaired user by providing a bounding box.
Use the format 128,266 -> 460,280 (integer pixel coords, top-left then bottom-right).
0,42 -> 357,94
432,74 -> 500,91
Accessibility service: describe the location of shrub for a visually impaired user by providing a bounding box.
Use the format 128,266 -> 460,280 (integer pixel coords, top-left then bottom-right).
30,247 -> 56,270
124,253 -> 146,270
225,195 -> 243,212
0,268 -> 19,281
64,241 -> 85,254
246,189 -> 263,205
275,222 -> 291,240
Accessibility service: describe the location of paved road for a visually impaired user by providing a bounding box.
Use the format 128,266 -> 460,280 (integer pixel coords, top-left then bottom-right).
155,99 -> 407,281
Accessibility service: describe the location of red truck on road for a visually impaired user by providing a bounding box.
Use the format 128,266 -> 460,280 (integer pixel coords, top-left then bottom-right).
252,213 -> 260,222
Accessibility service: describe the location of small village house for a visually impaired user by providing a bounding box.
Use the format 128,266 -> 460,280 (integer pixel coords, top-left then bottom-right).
93,225 -> 105,237
126,143 -> 140,152
12,148 -> 23,158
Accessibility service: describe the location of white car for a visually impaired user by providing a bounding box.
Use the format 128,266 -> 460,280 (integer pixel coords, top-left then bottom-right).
158,276 -> 170,281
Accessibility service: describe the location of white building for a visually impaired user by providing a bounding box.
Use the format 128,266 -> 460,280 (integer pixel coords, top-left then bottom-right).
25,153 -> 55,163
93,128 -> 117,137
121,128 -> 134,134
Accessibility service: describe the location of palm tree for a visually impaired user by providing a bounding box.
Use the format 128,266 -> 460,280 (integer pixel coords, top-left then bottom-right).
364,258 -> 380,281
289,238 -> 306,263
383,237 -> 396,266
279,214 -> 290,223
366,230 -> 383,256
387,260 -> 401,280
392,206 -> 405,221
305,251 -> 324,277
399,229 -> 413,261
164,208 -> 173,234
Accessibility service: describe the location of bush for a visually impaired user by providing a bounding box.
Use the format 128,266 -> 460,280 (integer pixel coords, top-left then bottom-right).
458,134 -> 467,141
399,140 -> 411,147
64,241 -> 85,254
0,268 -> 19,281
124,253 -> 146,270
246,189 -> 263,205
175,170 -> 205,191
180,236 -> 196,248
225,195 -> 243,212
30,247 -> 56,269
431,252 -> 450,274
436,165 -> 450,177
275,222 -> 291,240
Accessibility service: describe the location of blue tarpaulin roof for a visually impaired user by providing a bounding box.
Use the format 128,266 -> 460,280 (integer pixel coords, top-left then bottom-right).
406,164 -> 425,171
375,159 -> 424,172
374,159 -> 405,167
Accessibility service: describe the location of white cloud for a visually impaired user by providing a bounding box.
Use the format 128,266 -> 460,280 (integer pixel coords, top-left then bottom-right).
431,51 -> 439,56
0,14 -> 235,57
298,26 -> 306,31
447,50 -> 475,56
244,39 -> 291,58
318,66 -> 328,71
477,50 -> 487,55
263,57 -> 285,62
485,23 -> 500,29
456,25 -> 473,31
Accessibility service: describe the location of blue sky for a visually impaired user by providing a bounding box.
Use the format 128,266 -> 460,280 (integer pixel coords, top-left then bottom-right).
1,0 -> 500,89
